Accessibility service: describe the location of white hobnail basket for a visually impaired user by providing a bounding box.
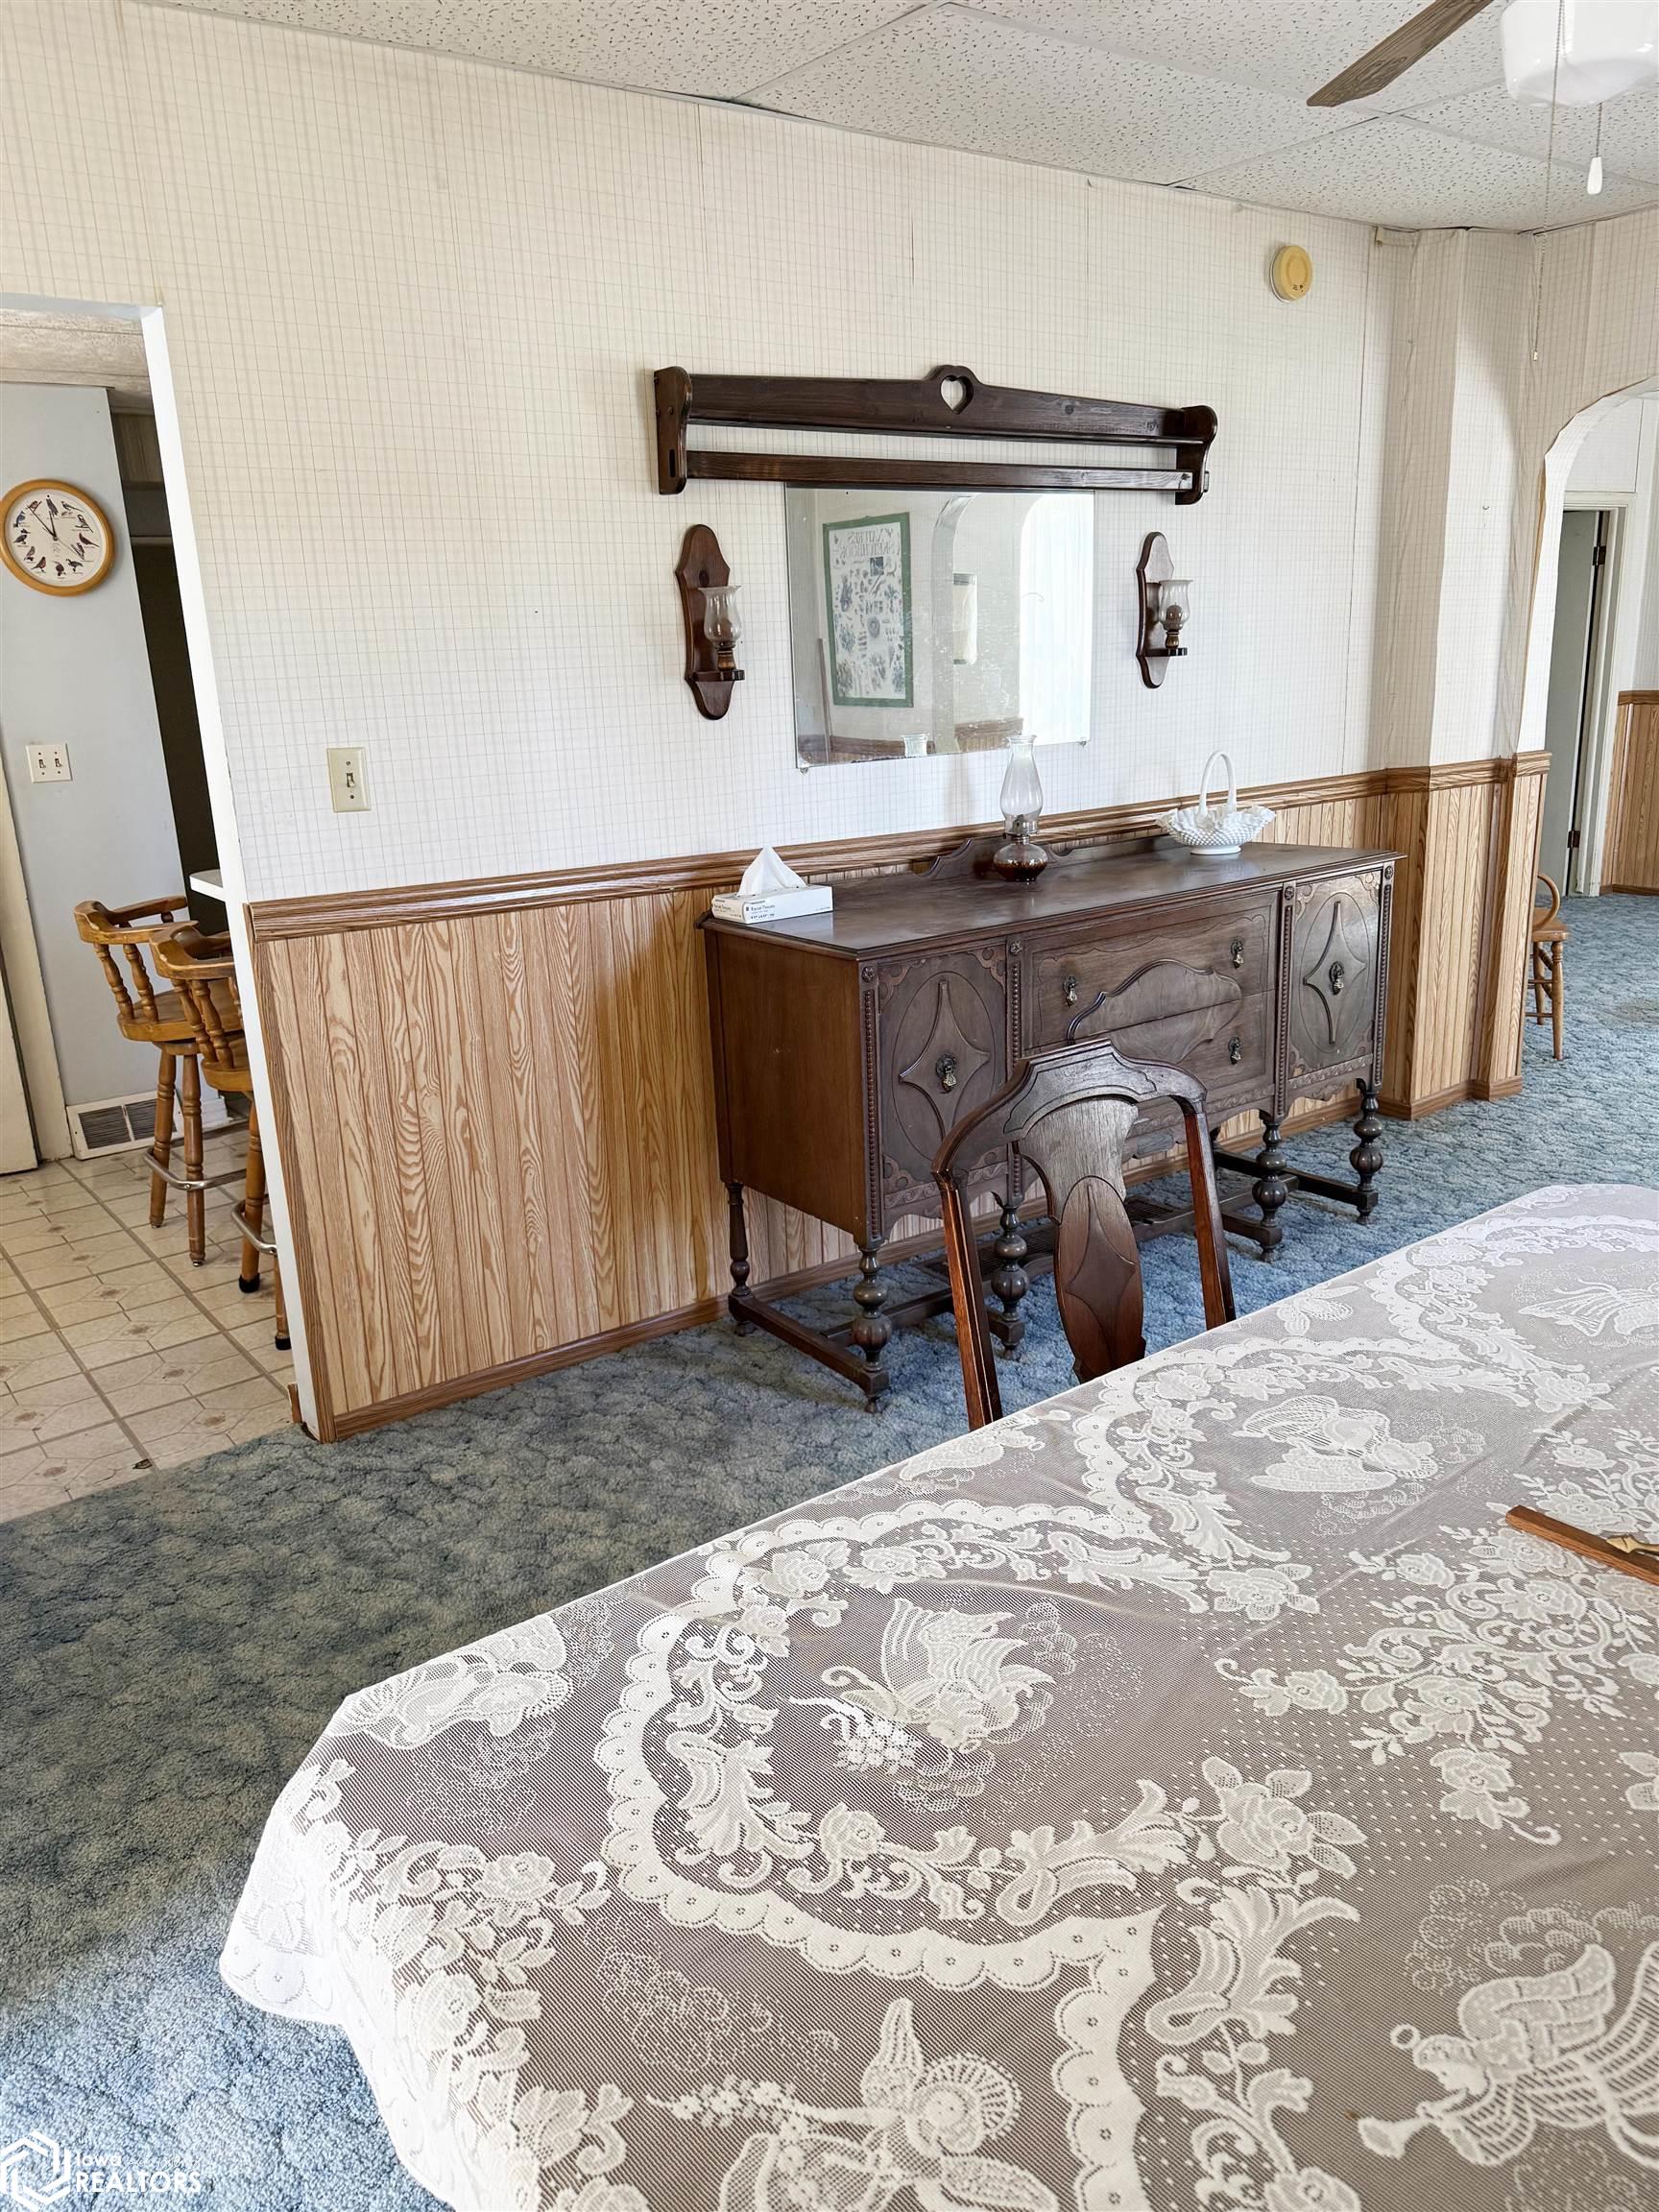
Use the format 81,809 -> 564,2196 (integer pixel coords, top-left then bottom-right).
1157,749 -> 1274,856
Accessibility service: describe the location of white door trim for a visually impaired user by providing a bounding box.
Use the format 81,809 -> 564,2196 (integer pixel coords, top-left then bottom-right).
0,750 -> 69,1162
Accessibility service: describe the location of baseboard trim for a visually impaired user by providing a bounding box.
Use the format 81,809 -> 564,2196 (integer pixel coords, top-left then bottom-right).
1599,882 -> 1658,897
320,1093 -> 1364,1439
1382,1080 -> 1474,1120
324,1215 -> 964,1439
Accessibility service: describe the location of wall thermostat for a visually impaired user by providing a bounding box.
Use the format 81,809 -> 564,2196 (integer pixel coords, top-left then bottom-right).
1271,244 -> 1313,301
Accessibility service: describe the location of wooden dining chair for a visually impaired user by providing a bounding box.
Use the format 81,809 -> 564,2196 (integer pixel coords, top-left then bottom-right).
1528,873 -> 1568,1060
934,1037 -> 1236,1429
154,925 -> 289,1350
74,895 -> 216,1261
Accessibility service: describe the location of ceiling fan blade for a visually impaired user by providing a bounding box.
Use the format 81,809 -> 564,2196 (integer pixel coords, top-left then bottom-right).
1308,0 -> 1498,106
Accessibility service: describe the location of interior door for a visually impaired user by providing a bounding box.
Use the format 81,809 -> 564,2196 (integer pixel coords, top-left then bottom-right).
1538,509 -> 1606,891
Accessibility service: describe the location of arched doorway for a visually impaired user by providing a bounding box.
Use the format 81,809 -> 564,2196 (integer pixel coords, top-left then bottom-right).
1517,376 -> 1659,894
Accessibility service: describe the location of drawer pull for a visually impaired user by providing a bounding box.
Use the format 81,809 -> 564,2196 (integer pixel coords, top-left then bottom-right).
1063,973 -> 1079,1006
1227,1035 -> 1243,1065
1230,937 -> 1244,970
1329,960 -> 1346,995
936,1053 -> 958,1093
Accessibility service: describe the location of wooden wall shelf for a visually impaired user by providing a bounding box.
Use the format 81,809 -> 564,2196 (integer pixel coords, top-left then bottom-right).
654,365 -> 1216,503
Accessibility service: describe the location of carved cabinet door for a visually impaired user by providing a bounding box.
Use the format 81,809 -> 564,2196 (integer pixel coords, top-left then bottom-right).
874,949 -> 1008,1225
1286,872 -> 1383,1093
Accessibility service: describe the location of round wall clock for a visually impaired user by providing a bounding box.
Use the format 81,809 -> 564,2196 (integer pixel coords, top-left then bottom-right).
1270,244 -> 1314,302
1,478 -> 115,594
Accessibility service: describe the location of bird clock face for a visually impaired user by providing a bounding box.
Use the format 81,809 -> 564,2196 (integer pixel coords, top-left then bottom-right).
1,479 -> 115,594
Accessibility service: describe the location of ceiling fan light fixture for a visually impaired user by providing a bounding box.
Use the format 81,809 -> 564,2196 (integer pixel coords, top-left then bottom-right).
1501,0 -> 1659,107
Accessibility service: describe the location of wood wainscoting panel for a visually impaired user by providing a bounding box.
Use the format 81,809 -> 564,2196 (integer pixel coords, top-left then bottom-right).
1377,779 -> 1431,1114
252,755 -> 1538,1437
254,890 -> 878,1431
1371,757 -> 1548,1117
1602,692 -> 1659,894
1411,773 -> 1499,1104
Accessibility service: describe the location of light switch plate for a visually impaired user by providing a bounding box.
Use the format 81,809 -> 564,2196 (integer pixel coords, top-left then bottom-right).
326,745 -> 370,812
25,742 -> 71,783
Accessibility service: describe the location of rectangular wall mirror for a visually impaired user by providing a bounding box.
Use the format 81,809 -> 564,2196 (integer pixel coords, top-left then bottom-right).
785,488 -> 1097,769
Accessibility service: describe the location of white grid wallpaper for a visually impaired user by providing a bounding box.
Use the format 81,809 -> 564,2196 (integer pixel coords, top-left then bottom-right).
1,2 -> 1654,901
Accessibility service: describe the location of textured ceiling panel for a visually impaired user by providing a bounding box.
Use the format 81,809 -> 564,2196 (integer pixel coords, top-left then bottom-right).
745,7 -> 1359,183
143,0 -> 921,96
968,0 -> 1509,110
1189,111 -> 1657,229
143,0 -> 1659,228
1407,80 -> 1659,183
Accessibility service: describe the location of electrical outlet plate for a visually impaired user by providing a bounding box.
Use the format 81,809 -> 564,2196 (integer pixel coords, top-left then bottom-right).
25,742 -> 71,782
326,745 -> 370,812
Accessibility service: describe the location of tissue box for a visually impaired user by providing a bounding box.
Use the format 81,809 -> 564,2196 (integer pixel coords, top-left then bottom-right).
709,884 -> 833,925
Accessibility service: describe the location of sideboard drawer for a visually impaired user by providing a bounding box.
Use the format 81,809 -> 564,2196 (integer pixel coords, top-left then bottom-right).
1069,984 -> 1272,1146
1030,895 -> 1276,1053
1186,987 -> 1272,1094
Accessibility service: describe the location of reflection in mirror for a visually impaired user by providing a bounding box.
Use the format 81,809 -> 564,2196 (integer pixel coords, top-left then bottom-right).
787,489 -> 1095,769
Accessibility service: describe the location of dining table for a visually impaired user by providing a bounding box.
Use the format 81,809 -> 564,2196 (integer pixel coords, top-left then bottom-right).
222,1182 -> 1659,2212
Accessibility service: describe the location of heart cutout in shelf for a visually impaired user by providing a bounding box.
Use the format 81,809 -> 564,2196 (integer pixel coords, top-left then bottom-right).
939,375 -> 971,413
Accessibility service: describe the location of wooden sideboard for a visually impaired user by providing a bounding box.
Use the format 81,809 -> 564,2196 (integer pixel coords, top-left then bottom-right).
700,835 -> 1396,1401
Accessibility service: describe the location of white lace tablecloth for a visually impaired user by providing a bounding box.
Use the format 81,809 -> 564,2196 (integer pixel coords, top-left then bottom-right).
223,1184 -> 1659,2212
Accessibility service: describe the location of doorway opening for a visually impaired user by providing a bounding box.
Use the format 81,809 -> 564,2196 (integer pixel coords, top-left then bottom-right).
1522,381 -> 1659,899
0,293 -> 316,1468
0,307 -> 227,1168
1538,506 -> 1619,894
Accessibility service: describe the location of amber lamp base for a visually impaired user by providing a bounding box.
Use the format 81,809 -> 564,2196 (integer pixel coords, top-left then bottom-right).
992,824 -> 1049,882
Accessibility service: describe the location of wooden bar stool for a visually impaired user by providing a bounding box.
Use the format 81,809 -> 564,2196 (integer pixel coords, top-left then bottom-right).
154,925 -> 289,1351
1528,873 -> 1568,1060
74,896 -> 217,1262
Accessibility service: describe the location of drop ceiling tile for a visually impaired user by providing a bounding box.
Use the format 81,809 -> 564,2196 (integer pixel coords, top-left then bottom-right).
1403,79 -> 1659,183
968,0 -> 1508,110
747,5 -> 1361,182
1188,110 -> 1659,228
141,0 -> 923,97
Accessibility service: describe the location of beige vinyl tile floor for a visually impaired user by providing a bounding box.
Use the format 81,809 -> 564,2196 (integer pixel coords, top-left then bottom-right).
0,1130 -> 295,1526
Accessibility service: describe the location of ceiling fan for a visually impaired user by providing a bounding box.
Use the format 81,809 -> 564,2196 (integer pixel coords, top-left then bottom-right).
1308,0 -> 1659,109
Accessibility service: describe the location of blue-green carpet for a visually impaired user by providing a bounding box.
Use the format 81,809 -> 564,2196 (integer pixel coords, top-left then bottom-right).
2,894 -> 1654,2207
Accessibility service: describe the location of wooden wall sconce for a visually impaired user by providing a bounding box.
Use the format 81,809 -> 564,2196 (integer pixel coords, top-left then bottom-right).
676,524 -> 744,719
1136,531 -> 1192,689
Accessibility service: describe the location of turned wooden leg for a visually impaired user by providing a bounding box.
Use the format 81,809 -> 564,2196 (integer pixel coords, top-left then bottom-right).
239,1110 -> 265,1293
1351,1084 -> 1383,1221
149,1049 -> 176,1228
1252,1112 -> 1289,1253
1551,944 -> 1564,1061
726,1180 -> 755,1333
180,1051 -> 205,1265
1530,944 -> 1547,1023
272,1256 -> 291,1353
851,1240 -> 892,1373
988,1196 -> 1029,1348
